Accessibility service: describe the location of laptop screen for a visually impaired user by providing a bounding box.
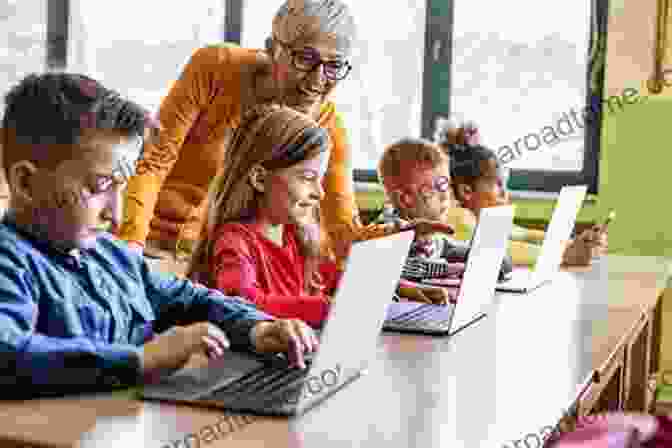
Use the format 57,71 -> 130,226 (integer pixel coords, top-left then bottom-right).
534,185 -> 587,277
297,231 -> 415,409
451,206 -> 514,332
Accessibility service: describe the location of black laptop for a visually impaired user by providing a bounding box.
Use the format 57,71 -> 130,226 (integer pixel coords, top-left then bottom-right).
140,231 -> 415,416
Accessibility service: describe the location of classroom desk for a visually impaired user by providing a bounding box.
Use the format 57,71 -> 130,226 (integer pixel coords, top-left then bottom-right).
0,255 -> 668,447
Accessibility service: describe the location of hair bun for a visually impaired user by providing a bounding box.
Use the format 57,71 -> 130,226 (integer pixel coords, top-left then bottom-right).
446,142 -> 473,160
433,116 -> 458,145
433,115 -> 477,147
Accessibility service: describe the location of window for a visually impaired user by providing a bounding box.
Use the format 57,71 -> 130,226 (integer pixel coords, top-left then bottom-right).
334,1 -> 427,173
241,0 -> 427,178
235,0 -> 607,193
452,1 -> 590,172
240,0 -> 276,48
0,0 -> 48,112
448,0 -> 607,193
0,0 -> 48,201
67,0 -> 226,112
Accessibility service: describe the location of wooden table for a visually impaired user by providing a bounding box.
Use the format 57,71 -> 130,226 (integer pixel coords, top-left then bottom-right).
0,255 -> 668,447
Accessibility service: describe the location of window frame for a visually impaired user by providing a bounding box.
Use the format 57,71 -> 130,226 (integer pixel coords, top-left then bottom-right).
352,0 -> 454,185
0,1 -> 52,118
54,1 -> 233,71
363,0 -> 608,195
46,0 -> 70,70
48,0 -> 231,112
224,0 -> 243,44
503,0 -> 609,195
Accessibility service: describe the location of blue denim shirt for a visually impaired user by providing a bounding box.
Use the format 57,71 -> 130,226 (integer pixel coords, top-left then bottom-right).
0,217 -> 272,398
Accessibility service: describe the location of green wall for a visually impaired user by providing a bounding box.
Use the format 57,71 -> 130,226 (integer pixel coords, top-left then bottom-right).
507,92 -> 672,257
597,93 -> 672,255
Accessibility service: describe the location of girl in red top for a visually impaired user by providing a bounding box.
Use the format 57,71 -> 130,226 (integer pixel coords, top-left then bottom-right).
187,104 -> 337,327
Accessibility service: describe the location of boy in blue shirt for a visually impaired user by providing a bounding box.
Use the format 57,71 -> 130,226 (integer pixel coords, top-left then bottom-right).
0,73 -> 317,398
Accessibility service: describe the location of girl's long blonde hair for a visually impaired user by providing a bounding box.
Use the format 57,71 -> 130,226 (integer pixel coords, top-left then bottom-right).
187,103 -> 331,287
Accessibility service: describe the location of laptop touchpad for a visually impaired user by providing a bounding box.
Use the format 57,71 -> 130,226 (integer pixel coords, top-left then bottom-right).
141,351 -> 264,401
386,301 -> 423,320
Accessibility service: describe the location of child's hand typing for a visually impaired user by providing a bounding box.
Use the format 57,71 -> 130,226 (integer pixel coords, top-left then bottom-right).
397,284 -> 452,305
251,320 -> 318,369
141,322 -> 231,382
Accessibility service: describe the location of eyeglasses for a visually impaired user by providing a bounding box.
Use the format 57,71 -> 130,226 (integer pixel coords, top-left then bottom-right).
275,38 -> 352,81
415,176 -> 452,201
406,176 -> 452,201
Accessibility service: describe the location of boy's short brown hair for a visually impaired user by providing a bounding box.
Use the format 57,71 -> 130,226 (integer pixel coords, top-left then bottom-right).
1,73 -> 155,175
378,137 -> 449,191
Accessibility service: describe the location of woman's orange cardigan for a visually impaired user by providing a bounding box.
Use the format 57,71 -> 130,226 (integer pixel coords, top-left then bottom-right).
119,45 -> 393,267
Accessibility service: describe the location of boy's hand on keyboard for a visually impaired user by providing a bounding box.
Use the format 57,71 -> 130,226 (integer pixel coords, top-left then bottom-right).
251,319 -> 318,369
141,322 -> 231,382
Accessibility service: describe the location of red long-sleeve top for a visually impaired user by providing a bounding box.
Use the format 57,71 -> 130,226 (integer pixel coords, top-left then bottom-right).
210,223 -> 338,328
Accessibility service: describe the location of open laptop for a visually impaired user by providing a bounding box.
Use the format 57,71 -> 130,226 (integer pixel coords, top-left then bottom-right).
383,205 -> 514,336
496,185 -> 588,293
140,230 -> 415,416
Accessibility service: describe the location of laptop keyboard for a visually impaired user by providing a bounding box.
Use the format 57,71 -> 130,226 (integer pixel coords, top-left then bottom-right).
386,304 -> 453,330
209,361 -> 311,403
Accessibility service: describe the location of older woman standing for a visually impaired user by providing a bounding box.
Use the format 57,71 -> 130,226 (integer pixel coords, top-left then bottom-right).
118,0 -> 413,266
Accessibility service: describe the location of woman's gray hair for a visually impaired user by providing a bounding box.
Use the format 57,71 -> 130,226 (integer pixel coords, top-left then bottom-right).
271,0 -> 356,55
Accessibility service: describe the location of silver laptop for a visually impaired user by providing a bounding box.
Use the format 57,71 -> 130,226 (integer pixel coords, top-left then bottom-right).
496,185 -> 588,293
383,205 -> 514,336
140,230 -> 415,416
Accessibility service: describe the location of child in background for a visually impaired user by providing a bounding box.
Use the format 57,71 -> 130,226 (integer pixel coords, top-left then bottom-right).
438,116 -> 548,246
433,118 -> 608,266
187,104 -> 340,328
377,137 -> 512,303
377,118 -> 480,243
0,74 -> 315,398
